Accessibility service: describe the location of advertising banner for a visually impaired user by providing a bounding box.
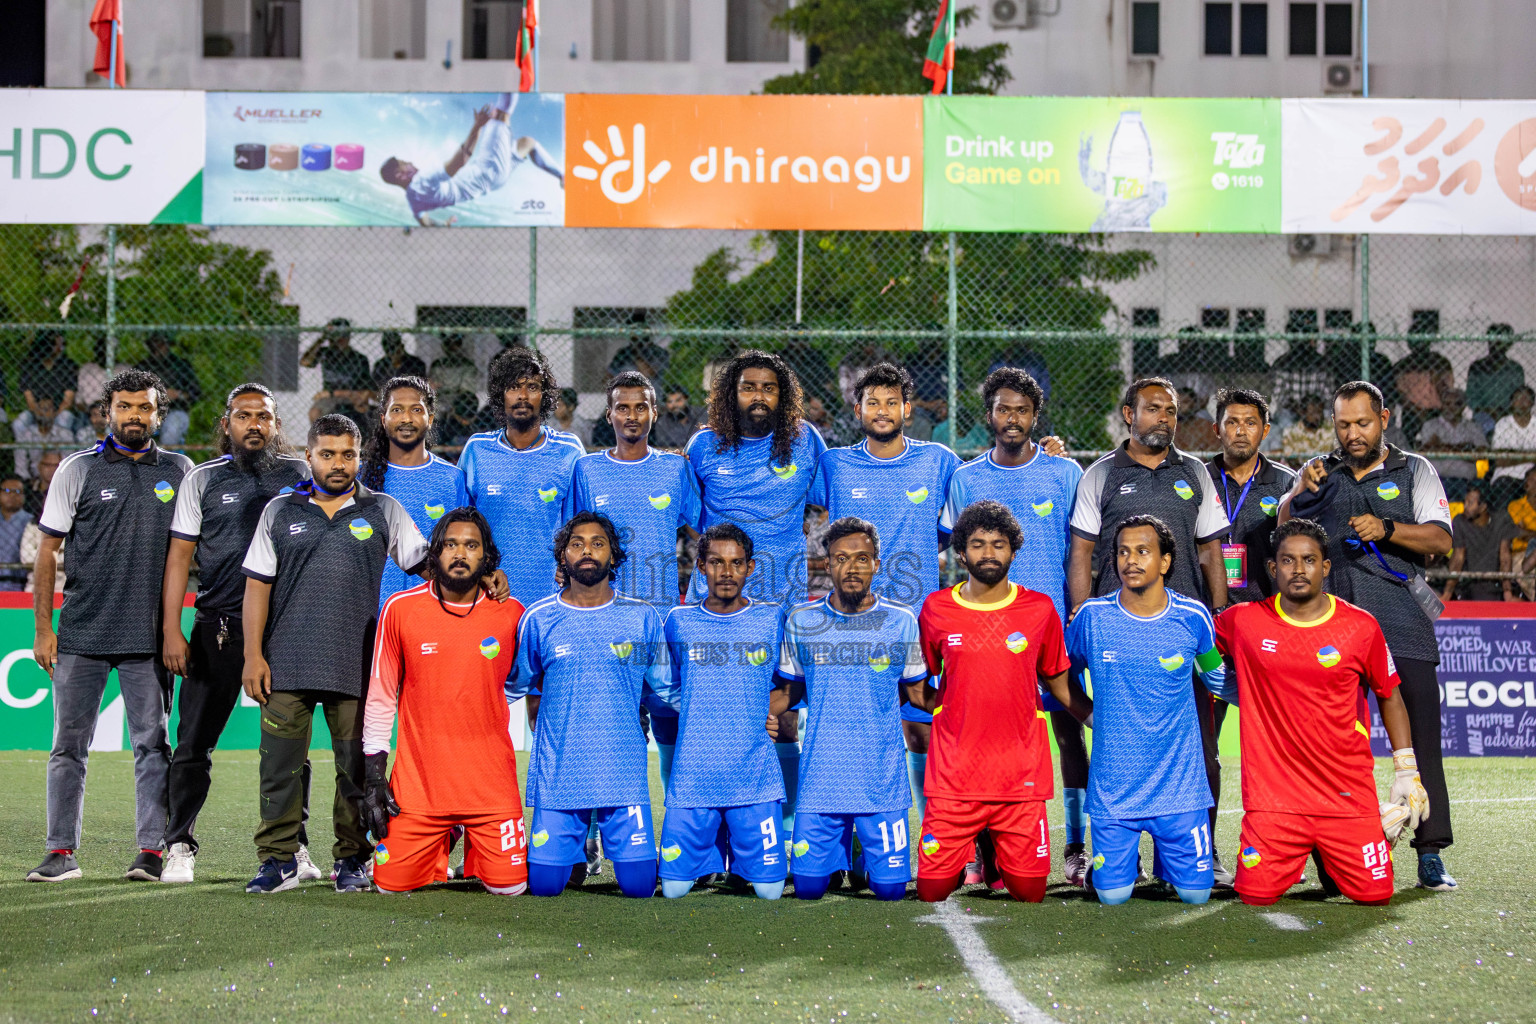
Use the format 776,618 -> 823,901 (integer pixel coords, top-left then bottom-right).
203,92 -> 565,226
924,96 -> 1281,233
564,94 -> 924,230
1282,99 -> 1536,235
0,89 -> 203,224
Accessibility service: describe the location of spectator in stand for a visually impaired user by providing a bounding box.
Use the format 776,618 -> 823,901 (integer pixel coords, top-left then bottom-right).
74,401 -> 108,447
1444,483 -> 1516,603
801,392 -> 856,448
1394,331 -> 1454,445
1491,386 -> 1536,502
1160,327 -> 1218,407
1465,324 -> 1523,432
652,385 -> 696,450
371,330 -> 427,393
1269,336 -> 1332,422
430,332 -> 480,411
781,336 -> 835,407
1174,386 -> 1219,451
1325,324 -> 1395,396
837,341 -> 892,410
12,396 -> 78,481
1277,393 -> 1335,461
438,390 -> 483,449
607,334 -> 670,396
24,451 -> 60,518
21,329 -> 78,420
1505,466 -> 1536,590
1416,387 -> 1486,499
140,330 -> 202,446
300,318 -> 373,427
803,505 -> 832,598
0,476 -> 33,591
988,339 -> 1054,407
19,518 -> 62,594
551,387 -> 594,449
74,337 -> 134,420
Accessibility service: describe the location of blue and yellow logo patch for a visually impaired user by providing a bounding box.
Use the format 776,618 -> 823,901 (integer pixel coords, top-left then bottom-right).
661,845 -> 682,862
373,843 -> 389,865
1158,652 -> 1186,671
479,636 -> 501,660
1092,853 -> 1105,870
1260,495 -> 1280,516
348,518 -> 373,540
537,486 -> 559,503
1005,631 -> 1029,654
1377,482 -> 1401,501
647,493 -> 672,510
906,487 -> 929,504
793,840 -> 810,858
1316,645 -> 1341,668
867,653 -> 891,672
1240,846 -> 1262,868
745,647 -> 769,667
531,830 -> 549,848
921,834 -> 940,856
771,462 -> 798,481
153,480 -> 175,503
1031,500 -> 1054,516
610,641 -> 634,659
425,503 -> 445,520
1174,480 -> 1195,500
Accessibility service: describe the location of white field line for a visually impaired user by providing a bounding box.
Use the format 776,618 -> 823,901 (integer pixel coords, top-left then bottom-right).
1044,794 -> 1536,830
921,900 -> 1060,1024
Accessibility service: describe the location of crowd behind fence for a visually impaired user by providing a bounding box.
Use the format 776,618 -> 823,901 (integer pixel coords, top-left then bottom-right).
0,223 -> 1533,597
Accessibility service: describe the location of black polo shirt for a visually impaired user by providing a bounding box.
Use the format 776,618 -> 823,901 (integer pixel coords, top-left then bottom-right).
242,483 -> 428,697
1290,444 -> 1452,663
1070,442 -> 1230,604
39,440 -> 194,657
1205,452 -> 1299,604
169,453 -> 309,623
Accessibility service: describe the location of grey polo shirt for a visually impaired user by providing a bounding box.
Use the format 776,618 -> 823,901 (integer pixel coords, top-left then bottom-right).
39,440 -> 194,657
169,453 -> 310,623
1070,442 -> 1230,604
242,483 -> 428,697
1205,453 -> 1300,604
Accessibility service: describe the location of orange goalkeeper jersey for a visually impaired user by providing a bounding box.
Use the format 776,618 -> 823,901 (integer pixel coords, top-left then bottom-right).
365,582 -> 526,815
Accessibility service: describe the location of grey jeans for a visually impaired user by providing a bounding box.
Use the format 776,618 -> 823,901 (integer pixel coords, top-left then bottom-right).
47,654 -> 172,852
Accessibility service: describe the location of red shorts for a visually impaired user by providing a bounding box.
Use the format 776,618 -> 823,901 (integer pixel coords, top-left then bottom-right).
917,798 -> 1050,880
1236,810 -> 1393,904
372,809 -> 528,894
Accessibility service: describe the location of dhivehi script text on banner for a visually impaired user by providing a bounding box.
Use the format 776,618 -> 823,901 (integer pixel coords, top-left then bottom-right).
0,90 -> 204,224
563,94 -> 924,230
923,96 -> 1281,233
1281,99 -> 1536,234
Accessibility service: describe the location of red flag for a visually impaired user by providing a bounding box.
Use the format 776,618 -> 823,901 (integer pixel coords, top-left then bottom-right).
921,0 -> 956,95
90,0 -> 126,88
514,0 -> 538,92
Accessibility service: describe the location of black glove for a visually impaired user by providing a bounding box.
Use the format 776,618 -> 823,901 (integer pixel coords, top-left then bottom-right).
362,752 -> 399,843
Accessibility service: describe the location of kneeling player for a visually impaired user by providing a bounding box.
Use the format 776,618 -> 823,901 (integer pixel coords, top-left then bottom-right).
913,500 -> 1085,903
1065,515 -> 1235,906
770,518 -> 927,901
362,509 -> 528,894
659,525 -> 787,899
1215,518 -> 1427,906
509,512 -> 671,898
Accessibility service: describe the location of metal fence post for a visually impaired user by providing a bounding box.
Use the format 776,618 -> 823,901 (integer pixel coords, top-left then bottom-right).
946,231 -> 958,430
795,229 -> 804,324
1359,234 -> 1371,380
528,226 -> 539,350
105,225 -> 117,372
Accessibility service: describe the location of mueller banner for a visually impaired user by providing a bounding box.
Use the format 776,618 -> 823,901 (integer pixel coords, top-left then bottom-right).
924,96 -> 1282,233
563,94 -> 924,230
0,89 -> 203,224
1282,99 -> 1536,234
202,91 -> 565,227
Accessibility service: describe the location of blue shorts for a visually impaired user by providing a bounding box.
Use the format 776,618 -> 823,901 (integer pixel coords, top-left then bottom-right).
659,802 -> 787,883
528,804 -> 656,867
1090,809 -> 1213,891
791,810 -> 913,884
900,704 -> 933,724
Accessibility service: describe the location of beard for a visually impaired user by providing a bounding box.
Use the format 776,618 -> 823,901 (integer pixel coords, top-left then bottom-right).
1344,437 -> 1387,470
1133,425 -> 1173,451
835,579 -> 870,609
736,402 -> 780,438
434,557 -> 477,587
963,558 -> 1009,586
567,560 -> 607,587
860,419 -> 902,445
113,420 -> 152,445
506,403 -> 540,433
232,443 -> 278,473
993,429 -> 1028,456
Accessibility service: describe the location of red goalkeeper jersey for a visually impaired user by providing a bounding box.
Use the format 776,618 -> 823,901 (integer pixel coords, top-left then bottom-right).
1214,595 -> 1399,818
364,583 -> 526,815
918,583 -> 1071,802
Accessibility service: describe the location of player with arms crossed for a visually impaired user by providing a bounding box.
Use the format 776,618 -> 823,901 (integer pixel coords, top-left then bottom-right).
1066,515 -> 1237,906
769,517 -> 927,901
508,511 -> 672,898
912,499 -> 1085,904
658,524 -> 787,900
1214,518 -> 1428,907
363,508 -> 528,895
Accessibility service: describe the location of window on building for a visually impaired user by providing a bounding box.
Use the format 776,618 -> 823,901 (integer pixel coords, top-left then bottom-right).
204,0 -> 301,58
1287,2 -> 1316,54
727,0 -> 788,62
1130,2 -> 1161,56
1323,2 -> 1353,55
1287,309 -> 1320,334
1324,308 -> 1354,332
1201,307 -> 1232,330
1204,3 -> 1233,55
593,0 -> 691,62
1236,308 -> 1267,333
1239,3 -> 1268,55
1131,307 -> 1162,328
464,0 -> 522,60
362,0 -> 425,59
1409,309 -> 1441,336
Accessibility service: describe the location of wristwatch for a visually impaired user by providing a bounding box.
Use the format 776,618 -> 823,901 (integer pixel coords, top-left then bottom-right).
1381,517 -> 1397,540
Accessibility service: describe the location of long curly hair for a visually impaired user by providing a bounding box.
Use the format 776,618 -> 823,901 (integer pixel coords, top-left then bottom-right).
706,349 -> 804,468
487,347 -> 558,425
360,376 -> 436,491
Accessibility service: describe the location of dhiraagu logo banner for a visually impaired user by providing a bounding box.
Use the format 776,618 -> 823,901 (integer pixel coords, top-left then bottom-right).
923,96 -> 1281,233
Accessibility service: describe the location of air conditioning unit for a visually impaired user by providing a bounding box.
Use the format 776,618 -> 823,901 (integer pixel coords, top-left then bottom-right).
990,0 -> 1035,29
1323,61 -> 1362,94
1288,233 -> 1336,258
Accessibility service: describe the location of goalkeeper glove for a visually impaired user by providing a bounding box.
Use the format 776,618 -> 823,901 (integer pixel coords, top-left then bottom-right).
1388,747 -> 1430,832
1380,800 -> 1411,845
363,752 -> 399,843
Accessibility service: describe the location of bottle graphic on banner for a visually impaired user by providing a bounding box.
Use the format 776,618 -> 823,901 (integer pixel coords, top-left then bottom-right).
1079,110 -> 1169,231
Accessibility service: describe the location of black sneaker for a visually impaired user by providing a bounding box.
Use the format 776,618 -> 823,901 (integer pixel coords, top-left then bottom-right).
334,854 -> 371,892
27,851 -> 82,882
125,851 -> 163,881
245,857 -> 299,894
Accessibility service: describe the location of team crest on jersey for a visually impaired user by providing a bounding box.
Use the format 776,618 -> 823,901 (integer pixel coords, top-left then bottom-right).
425,503 -> 446,520
1173,480 -> 1195,500
1158,652 -> 1186,671
1031,500 -> 1054,516
532,830 -> 549,848
1377,482 -> 1401,501
348,518 -> 374,540
610,641 -> 634,659
661,844 -> 682,862
1260,495 -> 1280,516
771,462 -> 798,481
1240,846 -> 1262,868
745,646 -> 769,667
480,637 -> 501,660
1316,645 -> 1342,668
537,486 -> 559,503
921,834 -> 940,856
906,487 -> 930,504
1092,853 -> 1105,870
154,480 -> 175,503
374,843 -> 389,864
792,840 -> 810,857
867,653 -> 891,672
648,493 -> 672,510
1005,632 -> 1029,654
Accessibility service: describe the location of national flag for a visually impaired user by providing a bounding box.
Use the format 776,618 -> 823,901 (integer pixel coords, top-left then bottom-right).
90,0 -> 126,88
922,0 -> 956,95
514,0 -> 538,92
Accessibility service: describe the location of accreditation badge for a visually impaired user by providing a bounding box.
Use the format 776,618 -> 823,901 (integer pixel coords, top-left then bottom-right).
1221,543 -> 1248,590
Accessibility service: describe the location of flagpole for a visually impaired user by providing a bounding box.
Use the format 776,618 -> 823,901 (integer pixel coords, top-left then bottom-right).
527,2 -> 539,352
944,11 -> 957,463
106,12 -> 120,372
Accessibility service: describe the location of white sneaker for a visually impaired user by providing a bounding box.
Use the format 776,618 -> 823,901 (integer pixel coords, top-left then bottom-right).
294,845 -> 323,882
160,843 -> 195,884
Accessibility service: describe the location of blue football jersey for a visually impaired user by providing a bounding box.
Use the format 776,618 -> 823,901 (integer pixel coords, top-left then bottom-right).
571,449 -> 703,606
807,438 -> 961,605
377,454 -> 469,606
662,599 -> 786,809
1064,591 -> 1226,820
508,593 -> 671,809
459,427 -> 583,607
940,448 -> 1082,621
778,595 -> 927,815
